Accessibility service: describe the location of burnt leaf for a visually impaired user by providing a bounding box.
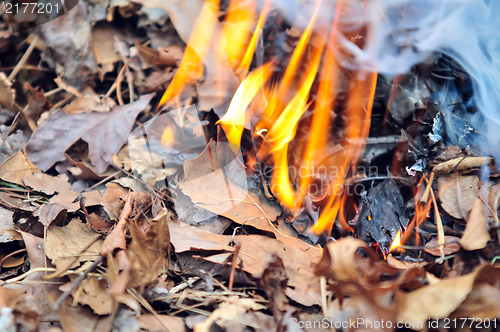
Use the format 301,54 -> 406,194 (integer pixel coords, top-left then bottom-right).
354,180 -> 409,253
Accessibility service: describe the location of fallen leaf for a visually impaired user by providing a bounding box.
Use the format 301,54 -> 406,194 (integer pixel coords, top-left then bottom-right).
169,221 -> 322,306
460,198 -> 491,250
127,208 -> 171,288
0,72 -> 16,111
397,265 -> 500,327
451,283 -> 500,319
438,173 -> 479,219
315,238 -> 428,326
424,236 -> 461,256
0,206 -> 15,243
22,173 -> 73,195
59,276 -> 114,315
180,141 -> 281,235
46,218 -> 102,277
48,190 -> 102,212
101,182 -> 129,220
26,94 -> 153,173
194,296 -> 265,332
91,22 -> 126,79
33,203 -> 67,227
137,314 -> 186,332
65,153 -> 107,180
38,1 -> 96,87
0,150 -> 40,185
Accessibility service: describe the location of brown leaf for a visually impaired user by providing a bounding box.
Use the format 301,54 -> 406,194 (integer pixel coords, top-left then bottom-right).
397,265 -> 500,326
0,206 -> 15,243
451,283 -> 500,319
91,23 -> 125,79
424,236 -> 461,256
0,150 -> 40,185
22,173 -> 73,195
46,218 -> 102,277
65,153 -> 107,180
101,182 -> 129,220
169,221 -> 322,306
127,208 -> 171,288
59,276 -> 114,315
137,314 -> 186,332
460,198 -> 491,250
438,173 -> 479,219
39,1 -> 96,87
194,296 -> 265,332
49,190 -> 102,212
26,94 -> 153,173
0,72 -> 16,111
180,141 -> 281,235
33,203 -> 67,227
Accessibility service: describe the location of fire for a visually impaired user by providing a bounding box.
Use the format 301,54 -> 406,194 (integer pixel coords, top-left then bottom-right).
161,0 -> 380,235
389,230 -> 402,252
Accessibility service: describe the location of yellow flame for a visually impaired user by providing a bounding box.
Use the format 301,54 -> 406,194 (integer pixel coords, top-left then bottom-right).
159,0 -> 220,106
218,0 -> 256,69
218,62 -> 273,149
389,230 -> 402,252
238,0 -> 271,77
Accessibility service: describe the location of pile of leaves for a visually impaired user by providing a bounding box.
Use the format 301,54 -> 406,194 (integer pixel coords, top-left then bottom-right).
0,0 -> 499,331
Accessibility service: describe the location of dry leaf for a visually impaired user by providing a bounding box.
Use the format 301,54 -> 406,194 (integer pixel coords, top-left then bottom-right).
22,173 -> 73,195
46,218 -> 102,276
460,198 -> 491,250
33,203 -> 67,227
60,276 -> 114,315
0,206 -> 15,243
0,72 -> 16,111
26,94 -> 153,173
180,141 -> 281,235
137,314 -> 186,332
424,236 -> 461,256
397,265 -> 500,328
438,173 -> 479,219
91,23 -> 125,79
169,221 -> 322,306
127,208 -> 171,288
0,150 -> 40,185
194,296 -> 265,332
101,182 -> 129,220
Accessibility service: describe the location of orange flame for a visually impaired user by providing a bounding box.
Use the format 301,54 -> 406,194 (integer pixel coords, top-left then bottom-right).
161,0 -> 382,236
159,0 -> 220,106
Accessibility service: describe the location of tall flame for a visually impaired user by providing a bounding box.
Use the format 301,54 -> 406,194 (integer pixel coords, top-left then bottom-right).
161,0 -> 381,235
159,0 -> 220,106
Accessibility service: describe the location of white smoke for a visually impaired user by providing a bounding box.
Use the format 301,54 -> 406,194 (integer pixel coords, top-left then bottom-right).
271,0 -> 500,158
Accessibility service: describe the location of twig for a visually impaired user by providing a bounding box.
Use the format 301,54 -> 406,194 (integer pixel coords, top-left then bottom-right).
228,242 -> 241,292
8,35 -> 39,81
53,256 -> 103,310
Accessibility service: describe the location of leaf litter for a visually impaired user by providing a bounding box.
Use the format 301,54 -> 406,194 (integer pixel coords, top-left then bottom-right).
0,0 -> 498,331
